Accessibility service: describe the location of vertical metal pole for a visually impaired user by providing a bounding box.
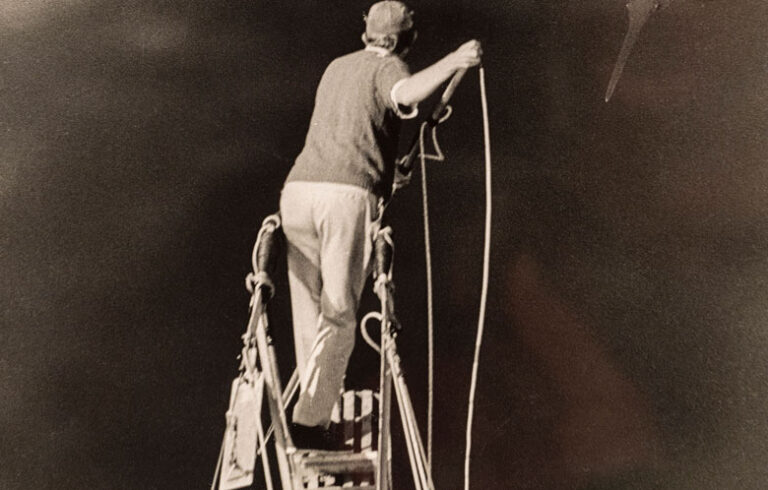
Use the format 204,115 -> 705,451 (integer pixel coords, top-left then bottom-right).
254,382 -> 275,490
389,343 -> 424,490
247,214 -> 297,489
373,226 -> 435,490
252,295 -> 295,490
376,283 -> 392,490
389,342 -> 434,490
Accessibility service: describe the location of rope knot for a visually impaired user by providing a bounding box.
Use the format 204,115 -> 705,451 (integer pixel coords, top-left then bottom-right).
245,271 -> 275,299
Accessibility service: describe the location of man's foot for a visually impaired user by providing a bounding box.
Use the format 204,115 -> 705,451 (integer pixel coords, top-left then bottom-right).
290,422 -> 337,451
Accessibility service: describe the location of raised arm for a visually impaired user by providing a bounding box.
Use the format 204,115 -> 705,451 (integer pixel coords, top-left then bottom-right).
393,40 -> 483,107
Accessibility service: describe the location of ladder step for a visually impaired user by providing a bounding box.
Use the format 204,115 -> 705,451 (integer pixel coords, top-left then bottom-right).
293,391 -> 378,489
293,449 -> 377,474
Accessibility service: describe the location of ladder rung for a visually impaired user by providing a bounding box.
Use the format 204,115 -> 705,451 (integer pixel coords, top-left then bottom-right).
294,449 -> 377,474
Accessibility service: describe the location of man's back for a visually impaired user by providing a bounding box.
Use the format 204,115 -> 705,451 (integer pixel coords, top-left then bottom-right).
287,49 -> 412,198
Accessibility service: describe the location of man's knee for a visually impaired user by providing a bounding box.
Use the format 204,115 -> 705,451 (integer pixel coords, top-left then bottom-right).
320,308 -> 357,332
320,289 -> 359,324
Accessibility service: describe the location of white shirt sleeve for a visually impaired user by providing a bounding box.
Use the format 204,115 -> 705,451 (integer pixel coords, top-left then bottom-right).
390,78 -> 419,120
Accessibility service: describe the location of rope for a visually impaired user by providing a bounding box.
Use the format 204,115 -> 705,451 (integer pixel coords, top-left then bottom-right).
361,312 -> 383,354
464,66 -> 492,490
416,104 -> 451,468
419,123 -> 435,469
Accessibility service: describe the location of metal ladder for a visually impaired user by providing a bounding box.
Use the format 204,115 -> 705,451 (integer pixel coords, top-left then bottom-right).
212,215 -> 434,490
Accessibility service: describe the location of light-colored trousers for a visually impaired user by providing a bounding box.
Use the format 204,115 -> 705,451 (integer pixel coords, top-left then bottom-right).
279,181 -> 378,427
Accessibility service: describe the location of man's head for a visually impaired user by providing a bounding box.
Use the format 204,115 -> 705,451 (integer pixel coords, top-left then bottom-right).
362,1 -> 416,56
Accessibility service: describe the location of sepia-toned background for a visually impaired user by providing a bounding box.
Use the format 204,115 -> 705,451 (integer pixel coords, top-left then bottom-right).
2,1 -> 767,488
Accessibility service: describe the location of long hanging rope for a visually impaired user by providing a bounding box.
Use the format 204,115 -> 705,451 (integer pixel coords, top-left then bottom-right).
415,67 -> 491,485
417,109 -> 450,468
464,66 -> 492,490
419,129 -> 435,469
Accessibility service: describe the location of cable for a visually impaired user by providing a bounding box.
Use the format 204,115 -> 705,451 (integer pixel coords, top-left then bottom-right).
418,122 -> 435,468
464,66 -> 492,490
417,105 -> 451,468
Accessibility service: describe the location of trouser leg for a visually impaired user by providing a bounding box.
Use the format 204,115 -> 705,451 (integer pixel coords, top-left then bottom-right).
291,184 -> 376,428
280,186 -> 322,380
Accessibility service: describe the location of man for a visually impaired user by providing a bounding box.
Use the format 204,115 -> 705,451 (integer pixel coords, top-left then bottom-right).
280,0 -> 482,449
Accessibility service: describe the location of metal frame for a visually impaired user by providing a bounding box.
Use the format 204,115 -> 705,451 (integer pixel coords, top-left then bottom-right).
373,226 -> 435,490
215,219 -> 435,490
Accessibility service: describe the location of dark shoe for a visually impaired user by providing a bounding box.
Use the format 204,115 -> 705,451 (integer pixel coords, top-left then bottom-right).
290,423 -> 336,451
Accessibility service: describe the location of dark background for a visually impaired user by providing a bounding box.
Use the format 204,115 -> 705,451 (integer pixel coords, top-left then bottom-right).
2,0 -> 768,488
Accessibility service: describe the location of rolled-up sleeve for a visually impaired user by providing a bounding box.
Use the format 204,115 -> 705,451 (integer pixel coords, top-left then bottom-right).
376,58 -> 419,120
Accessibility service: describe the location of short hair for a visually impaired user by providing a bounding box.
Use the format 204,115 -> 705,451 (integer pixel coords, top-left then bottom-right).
362,28 -> 415,54
363,32 -> 398,51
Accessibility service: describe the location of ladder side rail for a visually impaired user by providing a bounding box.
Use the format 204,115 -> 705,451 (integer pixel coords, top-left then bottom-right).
254,305 -> 295,490
214,287 -> 275,490
388,341 -> 434,490
389,340 -> 424,490
255,368 -> 300,459
250,214 -> 296,489
243,305 -> 277,490
376,287 -> 393,490
254,377 -> 275,490
373,228 -> 396,490
371,226 -> 435,490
